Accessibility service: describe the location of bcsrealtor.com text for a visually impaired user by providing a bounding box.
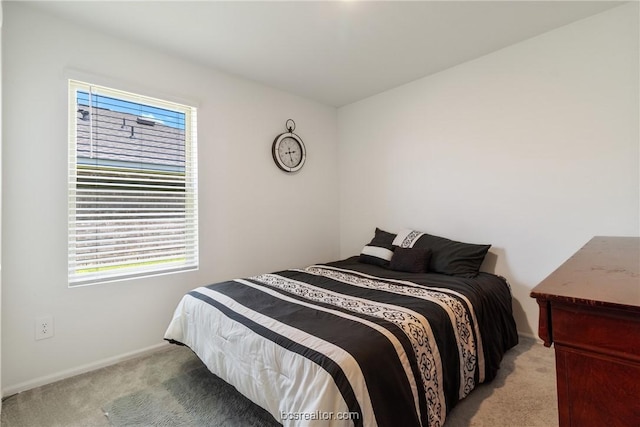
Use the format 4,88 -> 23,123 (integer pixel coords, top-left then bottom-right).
280,411 -> 360,421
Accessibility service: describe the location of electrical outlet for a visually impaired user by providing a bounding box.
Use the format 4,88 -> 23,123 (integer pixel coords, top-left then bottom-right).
35,316 -> 54,340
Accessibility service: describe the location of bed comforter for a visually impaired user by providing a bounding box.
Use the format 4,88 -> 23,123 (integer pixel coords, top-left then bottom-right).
164,257 -> 518,427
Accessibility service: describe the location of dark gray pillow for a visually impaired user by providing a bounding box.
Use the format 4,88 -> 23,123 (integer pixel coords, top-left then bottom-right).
389,247 -> 431,273
359,228 -> 396,267
393,229 -> 490,277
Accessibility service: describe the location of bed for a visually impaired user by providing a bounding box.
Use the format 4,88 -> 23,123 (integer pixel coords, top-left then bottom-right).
164,228 -> 518,427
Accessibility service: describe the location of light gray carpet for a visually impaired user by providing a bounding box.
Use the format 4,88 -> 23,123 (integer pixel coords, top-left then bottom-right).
1,337 -> 558,427
103,364 -> 279,427
445,337 -> 558,426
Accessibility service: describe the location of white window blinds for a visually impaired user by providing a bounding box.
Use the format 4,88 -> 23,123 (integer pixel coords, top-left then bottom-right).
68,80 -> 198,286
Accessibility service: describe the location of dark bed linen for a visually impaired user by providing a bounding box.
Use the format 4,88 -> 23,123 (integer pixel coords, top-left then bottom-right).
166,256 -> 518,427
325,257 -> 519,384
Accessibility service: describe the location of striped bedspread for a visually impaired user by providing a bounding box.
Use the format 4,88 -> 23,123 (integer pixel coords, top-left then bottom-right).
164,257 -> 518,427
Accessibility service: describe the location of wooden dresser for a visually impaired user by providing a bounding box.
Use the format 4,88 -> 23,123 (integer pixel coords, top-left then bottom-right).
530,236 -> 640,427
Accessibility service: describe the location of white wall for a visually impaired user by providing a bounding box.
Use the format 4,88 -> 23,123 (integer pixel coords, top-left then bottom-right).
338,3 -> 639,336
1,3 -> 339,394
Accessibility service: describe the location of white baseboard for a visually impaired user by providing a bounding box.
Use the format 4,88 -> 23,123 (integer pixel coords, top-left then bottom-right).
2,341 -> 170,398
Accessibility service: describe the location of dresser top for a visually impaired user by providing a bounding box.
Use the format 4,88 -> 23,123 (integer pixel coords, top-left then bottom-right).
531,236 -> 640,312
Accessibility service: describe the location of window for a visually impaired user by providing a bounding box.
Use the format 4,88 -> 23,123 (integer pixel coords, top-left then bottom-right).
68,80 -> 198,286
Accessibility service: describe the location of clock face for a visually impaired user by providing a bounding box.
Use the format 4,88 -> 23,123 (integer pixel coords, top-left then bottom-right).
272,133 -> 306,172
278,137 -> 302,168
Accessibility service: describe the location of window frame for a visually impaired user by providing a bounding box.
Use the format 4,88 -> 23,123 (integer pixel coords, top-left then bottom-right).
68,79 -> 199,286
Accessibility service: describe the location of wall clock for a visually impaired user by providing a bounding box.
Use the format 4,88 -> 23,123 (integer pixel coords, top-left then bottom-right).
272,119 -> 306,173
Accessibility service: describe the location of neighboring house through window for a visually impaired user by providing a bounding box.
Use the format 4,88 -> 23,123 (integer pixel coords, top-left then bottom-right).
68,80 -> 198,286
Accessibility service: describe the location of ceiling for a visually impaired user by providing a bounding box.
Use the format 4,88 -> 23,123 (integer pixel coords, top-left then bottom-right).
27,1 -> 624,107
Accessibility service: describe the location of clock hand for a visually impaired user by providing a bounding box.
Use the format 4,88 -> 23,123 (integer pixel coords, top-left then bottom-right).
285,148 -> 297,163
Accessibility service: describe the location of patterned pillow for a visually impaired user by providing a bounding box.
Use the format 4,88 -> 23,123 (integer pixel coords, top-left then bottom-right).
392,229 -> 425,248
359,228 -> 396,267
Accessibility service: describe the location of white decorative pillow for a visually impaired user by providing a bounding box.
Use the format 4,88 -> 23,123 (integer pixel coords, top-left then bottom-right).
392,228 -> 425,248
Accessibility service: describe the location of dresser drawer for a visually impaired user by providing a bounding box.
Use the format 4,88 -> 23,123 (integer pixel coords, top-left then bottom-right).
551,303 -> 640,361
555,347 -> 640,427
